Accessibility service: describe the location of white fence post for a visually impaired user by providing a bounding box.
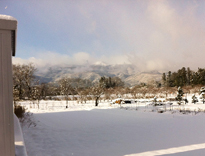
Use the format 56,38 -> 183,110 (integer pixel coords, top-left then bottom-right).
0,15 -> 17,156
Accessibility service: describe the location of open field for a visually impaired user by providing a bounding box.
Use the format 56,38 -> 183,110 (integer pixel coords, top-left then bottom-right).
21,98 -> 205,156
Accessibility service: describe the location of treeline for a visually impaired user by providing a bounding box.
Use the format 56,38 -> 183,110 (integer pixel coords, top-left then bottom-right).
13,64 -> 125,106
13,64 -> 205,106
99,76 -> 124,88
162,67 -> 205,87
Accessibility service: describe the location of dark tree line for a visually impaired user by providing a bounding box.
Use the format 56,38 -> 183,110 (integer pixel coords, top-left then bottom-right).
99,76 -> 124,88
162,67 -> 205,87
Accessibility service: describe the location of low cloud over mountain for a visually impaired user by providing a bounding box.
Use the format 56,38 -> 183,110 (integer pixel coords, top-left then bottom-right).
35,64 -> 162,86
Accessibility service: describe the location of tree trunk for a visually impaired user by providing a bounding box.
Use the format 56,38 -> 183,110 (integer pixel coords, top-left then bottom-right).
95,97 -> 99,106
19,85 -> 23,99
66,100 -> 68,108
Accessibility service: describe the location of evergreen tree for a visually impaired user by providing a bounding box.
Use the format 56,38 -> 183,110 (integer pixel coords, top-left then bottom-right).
99,76 -> 124,88
162,73 -> 166,87
192,72 -> 200,85
175,87 -> 184,105
187,67 -> 192,86
167,71 -> 173,87
200,87 -> 205,104
198,68 -> 205,85
161,67 -> 205,87
181,67 -> 187,86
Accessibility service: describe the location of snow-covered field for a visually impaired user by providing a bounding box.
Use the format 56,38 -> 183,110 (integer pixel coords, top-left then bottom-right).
20,98 -> 205,156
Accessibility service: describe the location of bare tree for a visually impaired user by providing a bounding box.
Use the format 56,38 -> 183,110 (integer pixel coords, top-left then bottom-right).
123,87 -> 131,99
31,86 -> 41,109
13,87 -> 20,107
90,82 -> 105,106
130,86 -> 138,99
58,77 -> 73,107
104,88 -> 113,102
139,87 -> 148,99
46,82 -> 60,99
69,78 -> 92,103
39,82 -> 49,100
78,88 -> 90,104
13,63 -> 37,100
29,83 -> 50,108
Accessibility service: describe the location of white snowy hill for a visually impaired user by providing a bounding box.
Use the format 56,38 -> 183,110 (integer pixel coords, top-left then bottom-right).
36,64 -> 162,86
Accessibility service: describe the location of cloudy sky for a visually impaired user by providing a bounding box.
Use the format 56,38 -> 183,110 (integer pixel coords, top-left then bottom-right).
1,0 -> 205,72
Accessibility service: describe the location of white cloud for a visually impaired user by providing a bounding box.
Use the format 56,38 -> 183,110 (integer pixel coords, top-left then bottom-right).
12,51 -> 131,71
100,54 -> 130,65
73,52 -> 91,64
12,57 -> 29,65
13,51 -> 89,67
14,0 -> 205,72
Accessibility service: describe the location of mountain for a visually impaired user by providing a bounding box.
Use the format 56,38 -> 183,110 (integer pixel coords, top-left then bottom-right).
36,64 -> 162,86
124,72 -> 162,86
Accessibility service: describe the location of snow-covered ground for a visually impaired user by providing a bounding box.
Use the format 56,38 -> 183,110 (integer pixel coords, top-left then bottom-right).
20,97 -> 205,156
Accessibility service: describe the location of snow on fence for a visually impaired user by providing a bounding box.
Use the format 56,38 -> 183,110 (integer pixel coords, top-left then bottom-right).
17,100 -> 116,112
16,95 -> 205,114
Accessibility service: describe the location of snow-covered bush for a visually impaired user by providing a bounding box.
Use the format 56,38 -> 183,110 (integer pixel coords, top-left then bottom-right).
200,87 -> 205,104
175,87 -> 184,105
14,105 -> 26,119
153,96 -> 157,106
14,105 -> 36,128
192,94 -> 198,104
